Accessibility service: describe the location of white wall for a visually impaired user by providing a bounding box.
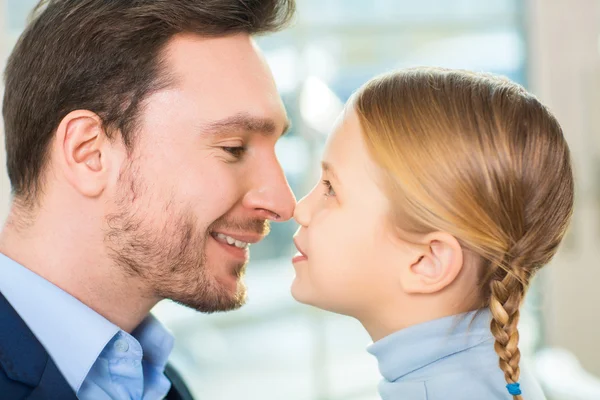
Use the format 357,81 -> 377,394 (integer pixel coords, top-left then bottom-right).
528,0 -> 600,376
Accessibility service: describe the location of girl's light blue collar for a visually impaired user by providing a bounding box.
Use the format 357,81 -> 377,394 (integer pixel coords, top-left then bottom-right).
366,309 -> 493,382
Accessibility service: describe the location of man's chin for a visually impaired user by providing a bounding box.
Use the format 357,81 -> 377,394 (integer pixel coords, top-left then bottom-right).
171,279 -> 248,314
172,295 -> 246,314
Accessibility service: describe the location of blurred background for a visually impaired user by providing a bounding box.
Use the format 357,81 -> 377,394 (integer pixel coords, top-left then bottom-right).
1,0 -> 599,399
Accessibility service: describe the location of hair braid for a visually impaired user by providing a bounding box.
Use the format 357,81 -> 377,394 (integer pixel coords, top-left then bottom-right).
489,259 -> 528,400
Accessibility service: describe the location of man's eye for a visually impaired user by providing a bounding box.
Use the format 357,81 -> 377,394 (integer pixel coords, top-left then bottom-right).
222,146 -> 246,159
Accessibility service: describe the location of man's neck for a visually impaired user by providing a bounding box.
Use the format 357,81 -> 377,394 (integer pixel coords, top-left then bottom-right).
0,209 -> 158,333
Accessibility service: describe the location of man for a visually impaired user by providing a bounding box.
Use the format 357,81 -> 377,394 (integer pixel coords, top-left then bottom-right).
0,0 -> 297,399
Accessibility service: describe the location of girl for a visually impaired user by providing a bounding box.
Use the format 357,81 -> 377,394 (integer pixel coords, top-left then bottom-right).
291,68 -> 574,400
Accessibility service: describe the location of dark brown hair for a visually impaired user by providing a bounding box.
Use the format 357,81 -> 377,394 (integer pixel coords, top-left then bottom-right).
3,0 -> 295,204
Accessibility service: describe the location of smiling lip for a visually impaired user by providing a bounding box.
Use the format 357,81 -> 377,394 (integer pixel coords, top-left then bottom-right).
211,231 -> 264,244
210,231 -> 265,261
292,238 -> 308,263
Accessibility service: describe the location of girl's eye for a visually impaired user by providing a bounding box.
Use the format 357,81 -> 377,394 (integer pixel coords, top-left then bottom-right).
322,180 -> 336,197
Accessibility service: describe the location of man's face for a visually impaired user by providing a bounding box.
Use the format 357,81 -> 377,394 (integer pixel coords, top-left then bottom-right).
104,33 -> 295,312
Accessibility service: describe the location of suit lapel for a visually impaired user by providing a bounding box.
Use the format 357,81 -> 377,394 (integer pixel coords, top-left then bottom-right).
0,291 -> 77,399
26,358 -> 78,400
165,363 -> 195,400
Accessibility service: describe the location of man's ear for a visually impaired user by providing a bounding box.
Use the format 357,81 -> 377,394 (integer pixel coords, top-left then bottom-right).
54,110 -> 111,197
400,232 -> 464,294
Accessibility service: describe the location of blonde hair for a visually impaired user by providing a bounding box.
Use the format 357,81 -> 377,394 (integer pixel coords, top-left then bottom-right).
354,67 -> 574,399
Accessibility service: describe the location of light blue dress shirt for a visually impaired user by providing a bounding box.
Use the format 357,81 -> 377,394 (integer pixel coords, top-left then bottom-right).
367,309 -> 547,400
0,252 -> 174,400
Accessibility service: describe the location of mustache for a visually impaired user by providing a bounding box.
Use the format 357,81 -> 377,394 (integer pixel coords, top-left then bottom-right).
208,217 -> 271,237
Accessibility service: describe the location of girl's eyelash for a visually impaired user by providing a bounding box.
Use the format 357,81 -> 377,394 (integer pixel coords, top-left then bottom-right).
322,179 -> 336,197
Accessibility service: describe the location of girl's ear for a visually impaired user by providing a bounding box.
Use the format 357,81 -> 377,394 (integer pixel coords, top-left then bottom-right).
400,232 -> 464,294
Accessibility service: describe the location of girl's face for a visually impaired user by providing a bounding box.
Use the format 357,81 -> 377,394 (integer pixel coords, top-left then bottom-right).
292,108 -> 415,318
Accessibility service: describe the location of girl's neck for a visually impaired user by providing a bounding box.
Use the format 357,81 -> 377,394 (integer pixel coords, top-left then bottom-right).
358,298 -> 482,342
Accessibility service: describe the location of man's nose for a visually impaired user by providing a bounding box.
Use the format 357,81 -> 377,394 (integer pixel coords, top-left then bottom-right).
242,161 -> 296,222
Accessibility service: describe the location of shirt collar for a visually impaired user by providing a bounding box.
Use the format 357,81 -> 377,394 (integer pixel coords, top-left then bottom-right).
132,313 -> 174,370
0,253 -> 173,392
366,309 -> 493,382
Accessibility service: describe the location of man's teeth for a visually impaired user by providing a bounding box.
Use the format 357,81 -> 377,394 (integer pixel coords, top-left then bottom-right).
215,233 -> 249,249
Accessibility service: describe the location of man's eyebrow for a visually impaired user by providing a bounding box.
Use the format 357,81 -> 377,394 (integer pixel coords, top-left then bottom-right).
201,112 -> 291,137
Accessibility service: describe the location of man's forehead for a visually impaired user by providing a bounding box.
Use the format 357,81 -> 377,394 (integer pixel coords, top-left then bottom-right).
159,33 -> 287,130
163,33 -> 272,89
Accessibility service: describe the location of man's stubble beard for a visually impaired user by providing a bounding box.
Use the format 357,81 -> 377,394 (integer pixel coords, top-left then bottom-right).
104,163 -> 249,313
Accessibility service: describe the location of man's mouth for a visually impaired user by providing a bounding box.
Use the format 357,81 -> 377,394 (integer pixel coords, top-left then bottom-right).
210,231 -> 264,249
211,232 -> 250,249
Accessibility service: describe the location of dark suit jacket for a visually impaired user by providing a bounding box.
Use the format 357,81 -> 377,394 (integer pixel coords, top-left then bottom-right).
0,292 -> 193,399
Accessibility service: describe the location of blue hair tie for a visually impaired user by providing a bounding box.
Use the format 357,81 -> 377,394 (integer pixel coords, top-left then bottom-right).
506,382 -> 522,396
